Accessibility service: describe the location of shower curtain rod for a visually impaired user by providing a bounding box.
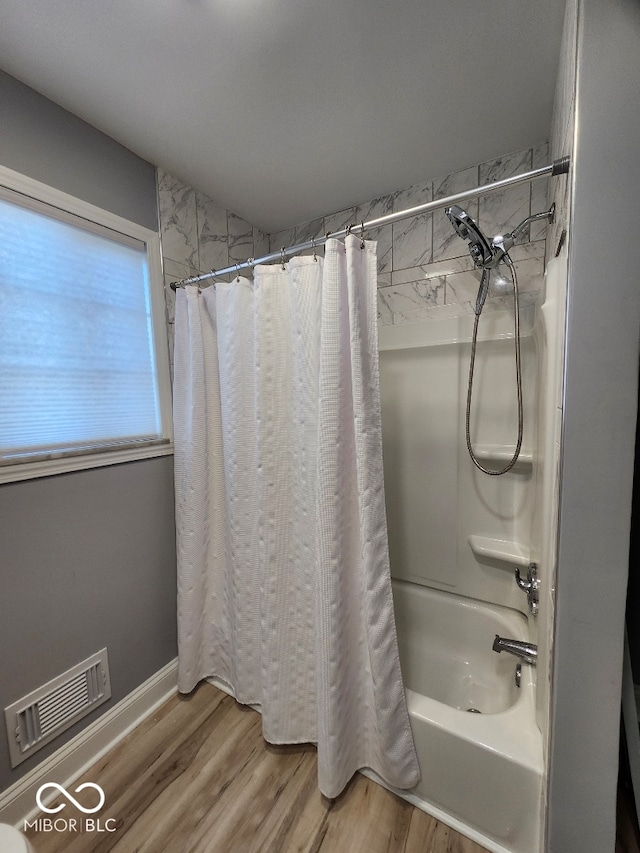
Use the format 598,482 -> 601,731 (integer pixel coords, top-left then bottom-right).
170,156 -> 570,289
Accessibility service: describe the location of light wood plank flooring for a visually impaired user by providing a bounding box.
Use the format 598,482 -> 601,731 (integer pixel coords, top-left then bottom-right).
25,682 -> 489,853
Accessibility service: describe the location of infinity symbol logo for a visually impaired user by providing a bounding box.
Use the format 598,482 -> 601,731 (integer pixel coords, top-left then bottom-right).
36,782 -> 106,814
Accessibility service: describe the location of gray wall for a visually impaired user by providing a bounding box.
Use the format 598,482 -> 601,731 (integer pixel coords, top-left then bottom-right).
0,71 -> 177,793
547,0 -> 640,849
0,70 -> 157,231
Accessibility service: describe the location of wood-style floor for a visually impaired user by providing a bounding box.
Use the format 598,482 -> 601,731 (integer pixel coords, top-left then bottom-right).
25,682 -> 489,853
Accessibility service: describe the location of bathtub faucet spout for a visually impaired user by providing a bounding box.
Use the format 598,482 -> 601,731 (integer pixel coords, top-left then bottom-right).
492,635 -> 537,666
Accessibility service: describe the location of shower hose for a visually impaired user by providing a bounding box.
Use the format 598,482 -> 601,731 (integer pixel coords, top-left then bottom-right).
466,255 -> 523,476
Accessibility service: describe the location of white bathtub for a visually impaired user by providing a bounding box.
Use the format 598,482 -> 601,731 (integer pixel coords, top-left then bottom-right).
372,580 -> 543,853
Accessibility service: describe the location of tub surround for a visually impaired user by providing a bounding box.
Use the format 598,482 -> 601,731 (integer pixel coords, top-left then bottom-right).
375,284 -> 565,851
388,580 -> 542,853
379,307 -> 538,615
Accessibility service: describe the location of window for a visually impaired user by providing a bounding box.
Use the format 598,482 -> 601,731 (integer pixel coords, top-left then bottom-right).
0,166 -> 172,483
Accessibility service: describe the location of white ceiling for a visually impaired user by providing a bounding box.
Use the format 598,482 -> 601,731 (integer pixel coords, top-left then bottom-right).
0,1 -> 566,233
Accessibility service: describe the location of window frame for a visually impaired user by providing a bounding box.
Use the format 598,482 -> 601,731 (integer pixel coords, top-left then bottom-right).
0,165 -> 173,484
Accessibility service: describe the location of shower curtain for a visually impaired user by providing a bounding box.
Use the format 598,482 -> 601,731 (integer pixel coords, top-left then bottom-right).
173,235 -> 419,798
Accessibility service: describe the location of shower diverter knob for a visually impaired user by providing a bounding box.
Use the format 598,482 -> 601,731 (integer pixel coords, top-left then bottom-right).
514,563 -> 540,616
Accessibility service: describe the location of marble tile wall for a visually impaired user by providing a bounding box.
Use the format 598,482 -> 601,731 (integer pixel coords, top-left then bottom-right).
270,144 -> 551,326
157,167 -> 269,373
159,141 -> 553,348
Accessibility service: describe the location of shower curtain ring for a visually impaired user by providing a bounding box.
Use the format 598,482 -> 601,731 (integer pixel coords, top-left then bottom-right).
360,221 -> 365,249
280,247 -> 286,270
235,263 -> 240,282
311,237 -> 317,262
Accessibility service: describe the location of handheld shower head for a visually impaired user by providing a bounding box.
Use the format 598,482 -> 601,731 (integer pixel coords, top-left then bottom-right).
445,200 -> 555,477
445,205 -> 499,315
445,205 -> 495,269
445,203 -> 556,271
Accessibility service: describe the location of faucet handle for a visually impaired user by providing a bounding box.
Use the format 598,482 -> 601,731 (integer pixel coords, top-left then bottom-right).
514,563 -> 539,616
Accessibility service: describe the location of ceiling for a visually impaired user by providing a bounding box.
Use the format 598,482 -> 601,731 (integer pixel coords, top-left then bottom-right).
0,1 -> 566,233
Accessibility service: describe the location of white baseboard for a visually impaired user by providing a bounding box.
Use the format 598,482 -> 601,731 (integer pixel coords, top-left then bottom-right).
0,657 -> 178,828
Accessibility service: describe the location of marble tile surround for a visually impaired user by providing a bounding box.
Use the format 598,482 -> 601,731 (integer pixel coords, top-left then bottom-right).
270,143 -> 550,326
158,168 -> 268,278
157,167 -> 269,373
159,142 -> 551,343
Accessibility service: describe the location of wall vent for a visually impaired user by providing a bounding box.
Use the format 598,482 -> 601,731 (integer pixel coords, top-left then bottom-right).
4,648 -> 111,767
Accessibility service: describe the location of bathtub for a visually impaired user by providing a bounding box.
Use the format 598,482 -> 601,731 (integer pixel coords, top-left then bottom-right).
366,580 -> 543,853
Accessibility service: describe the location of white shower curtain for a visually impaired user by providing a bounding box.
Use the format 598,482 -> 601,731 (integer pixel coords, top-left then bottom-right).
173,235 -> 419,798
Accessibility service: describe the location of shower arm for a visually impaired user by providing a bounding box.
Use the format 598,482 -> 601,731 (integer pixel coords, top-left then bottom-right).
491,204 -> 556,264
509,205 -> 556,241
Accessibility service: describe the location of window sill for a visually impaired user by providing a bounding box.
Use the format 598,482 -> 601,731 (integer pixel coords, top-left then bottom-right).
0,441 -> 174,484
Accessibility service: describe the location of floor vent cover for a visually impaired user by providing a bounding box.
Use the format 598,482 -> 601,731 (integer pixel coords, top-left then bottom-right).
4,648 -> 111,767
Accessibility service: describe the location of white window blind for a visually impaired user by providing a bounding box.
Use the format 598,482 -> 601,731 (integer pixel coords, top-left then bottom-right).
0,175 -> 171,478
